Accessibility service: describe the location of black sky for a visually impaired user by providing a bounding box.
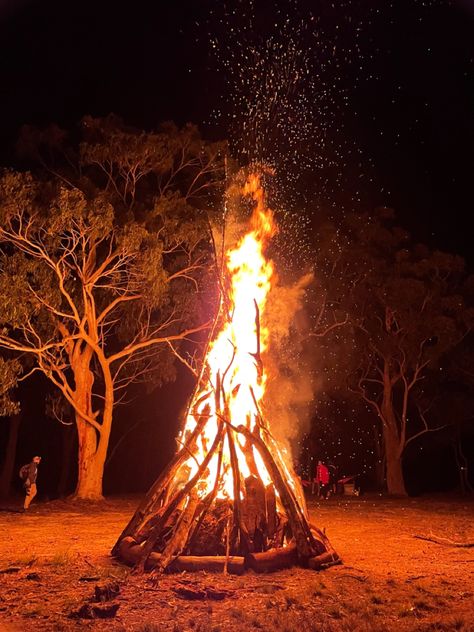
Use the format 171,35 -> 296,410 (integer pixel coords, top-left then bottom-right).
0,0 -> 473,257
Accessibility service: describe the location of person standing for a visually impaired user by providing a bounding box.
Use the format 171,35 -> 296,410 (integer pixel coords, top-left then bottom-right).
21,456 -> 41,510
328,461 -> 338,496
316,460 -> 330,499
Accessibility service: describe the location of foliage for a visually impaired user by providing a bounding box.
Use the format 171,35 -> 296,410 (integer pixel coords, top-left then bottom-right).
0,355 -> 21,416
310,207 -> 474,492
0,117 -> 226,497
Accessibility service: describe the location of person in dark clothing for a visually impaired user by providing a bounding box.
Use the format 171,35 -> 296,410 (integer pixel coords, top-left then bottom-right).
328,461 -> 338,496
22,456 -> 41,510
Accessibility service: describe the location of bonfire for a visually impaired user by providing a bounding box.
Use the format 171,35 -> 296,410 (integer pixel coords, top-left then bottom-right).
113,172 -> 340,574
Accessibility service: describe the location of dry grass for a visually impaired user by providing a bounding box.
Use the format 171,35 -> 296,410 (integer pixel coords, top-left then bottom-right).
0,495 -> 473,631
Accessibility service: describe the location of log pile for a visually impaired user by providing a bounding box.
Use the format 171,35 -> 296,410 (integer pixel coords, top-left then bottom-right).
112,348 -> 340,574
111,172 -> 340,575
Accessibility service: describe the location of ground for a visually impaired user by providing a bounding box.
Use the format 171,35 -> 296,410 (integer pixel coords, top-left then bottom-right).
0,495 -> 473,631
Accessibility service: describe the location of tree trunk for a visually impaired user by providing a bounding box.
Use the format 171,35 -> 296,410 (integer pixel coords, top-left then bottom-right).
372,423 -> 385,490
0,412 -> 22,498
72,349 -> 106,500
381,369 -> 407,496
75,420 -> 104,499
384,425 -> 407,496
57,424 -> 76,497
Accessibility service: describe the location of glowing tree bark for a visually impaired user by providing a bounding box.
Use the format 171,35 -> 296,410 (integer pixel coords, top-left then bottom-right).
113,174 -> 339,573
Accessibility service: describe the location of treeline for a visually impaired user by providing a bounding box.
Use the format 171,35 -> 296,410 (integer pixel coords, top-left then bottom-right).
0,117 -> 473,499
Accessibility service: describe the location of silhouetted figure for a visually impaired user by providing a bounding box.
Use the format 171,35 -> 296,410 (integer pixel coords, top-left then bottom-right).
328,461 -> 338,496
20,456 -> 41,510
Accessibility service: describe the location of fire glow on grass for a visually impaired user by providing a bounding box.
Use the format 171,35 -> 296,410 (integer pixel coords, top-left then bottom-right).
178,173 -> 295,502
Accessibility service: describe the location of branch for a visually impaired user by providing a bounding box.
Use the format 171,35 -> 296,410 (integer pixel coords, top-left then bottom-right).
107,322 -> 211,365
404,404 -> 449,451
166,341 -> 198,377
310,314 -> 348,338
413,534 -> 474,548
97,294 -> 142,325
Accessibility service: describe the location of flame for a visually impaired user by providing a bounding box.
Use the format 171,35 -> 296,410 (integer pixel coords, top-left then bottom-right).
177,173 -> 294,502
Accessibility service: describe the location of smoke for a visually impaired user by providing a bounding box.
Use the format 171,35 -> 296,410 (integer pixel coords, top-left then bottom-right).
264,270 -> 321,456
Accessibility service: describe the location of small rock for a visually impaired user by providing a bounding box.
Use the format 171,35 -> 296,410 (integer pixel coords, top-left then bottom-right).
173,587 -> 207,600
25,572 -> 41,581
256,584 -> 285,594
94,581 -> 120,602
206,588 -> 234,600
69,603 -> 120,619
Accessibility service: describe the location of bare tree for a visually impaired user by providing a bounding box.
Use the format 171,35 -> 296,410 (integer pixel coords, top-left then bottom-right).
311,209 -> 472,495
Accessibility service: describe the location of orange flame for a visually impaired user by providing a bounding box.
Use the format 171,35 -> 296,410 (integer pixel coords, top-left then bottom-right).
178,173 -> 290,501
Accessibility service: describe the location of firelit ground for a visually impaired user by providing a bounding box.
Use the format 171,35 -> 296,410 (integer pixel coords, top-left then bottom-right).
0,495 -> 473,631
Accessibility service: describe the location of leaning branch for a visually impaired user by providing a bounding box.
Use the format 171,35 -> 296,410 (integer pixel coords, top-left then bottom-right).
107,322 -> 211,365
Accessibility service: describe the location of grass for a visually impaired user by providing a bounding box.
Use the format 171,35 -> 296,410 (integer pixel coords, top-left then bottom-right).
0,495 -> 473,631
49,550 -> 73,566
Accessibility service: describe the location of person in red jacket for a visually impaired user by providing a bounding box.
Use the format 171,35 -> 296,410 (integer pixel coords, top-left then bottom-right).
316,461 -> 330,499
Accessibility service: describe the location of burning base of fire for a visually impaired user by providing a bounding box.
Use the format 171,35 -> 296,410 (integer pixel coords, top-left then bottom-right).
112,172 -> 340,574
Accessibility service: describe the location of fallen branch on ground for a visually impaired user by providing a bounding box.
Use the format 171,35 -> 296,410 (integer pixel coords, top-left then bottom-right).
413,534 -> 474,548
338,573 -> 368,582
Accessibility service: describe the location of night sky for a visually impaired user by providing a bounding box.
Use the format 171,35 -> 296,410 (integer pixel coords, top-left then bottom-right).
0,0 -> 473,260
0,0 -> 473,494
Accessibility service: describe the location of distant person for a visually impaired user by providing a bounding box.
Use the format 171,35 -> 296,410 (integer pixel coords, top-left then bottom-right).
316,460 -> 330,499
328,461 -> 338,496
19,456 -> 41,510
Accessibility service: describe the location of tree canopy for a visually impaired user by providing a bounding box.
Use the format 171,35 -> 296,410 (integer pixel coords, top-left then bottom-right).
0,118 -> 226,498
309,208 -> 474,494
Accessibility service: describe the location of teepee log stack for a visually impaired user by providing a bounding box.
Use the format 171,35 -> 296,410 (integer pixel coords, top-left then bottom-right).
112,172 -> 341,574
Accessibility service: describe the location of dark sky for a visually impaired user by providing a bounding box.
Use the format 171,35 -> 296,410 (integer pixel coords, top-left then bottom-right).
0,0 -> 473,263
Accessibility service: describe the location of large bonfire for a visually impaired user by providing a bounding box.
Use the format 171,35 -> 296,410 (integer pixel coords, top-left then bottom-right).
113,172 -> 340,574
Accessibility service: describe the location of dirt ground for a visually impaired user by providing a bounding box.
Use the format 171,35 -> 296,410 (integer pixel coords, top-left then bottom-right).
0,495 -> 473,631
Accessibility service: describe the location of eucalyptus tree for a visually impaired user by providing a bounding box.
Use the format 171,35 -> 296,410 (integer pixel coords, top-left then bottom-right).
0,118 -> 225,498
311,209 -> 473,495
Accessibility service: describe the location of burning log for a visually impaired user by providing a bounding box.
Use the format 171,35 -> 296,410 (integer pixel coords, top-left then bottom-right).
242,475 -> 267,551
118,537 -> 245,574
265,484 -> 277,540
112,172 -> 339,574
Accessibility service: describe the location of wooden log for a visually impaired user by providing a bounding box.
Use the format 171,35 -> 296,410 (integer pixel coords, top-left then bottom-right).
246,543 -> 298,573
112,404 -> 211,555
309,522 -> 338,558
134,421 -> 225,572
170,555 -> 245,575
226,421 -> 250,555
157,490 -> 200,572
186,445 -> 225,554
117,537 -> 245,575
188,499 -> 230,555
242,475 -> 266,543
273,514 -> 289,549
232,423 -> 320,558
241,432 -> 259,478
265,484 -> 277,540
307,551 -> 341,570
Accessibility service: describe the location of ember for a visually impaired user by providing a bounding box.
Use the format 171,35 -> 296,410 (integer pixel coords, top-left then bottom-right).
113,172 -> 340,574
